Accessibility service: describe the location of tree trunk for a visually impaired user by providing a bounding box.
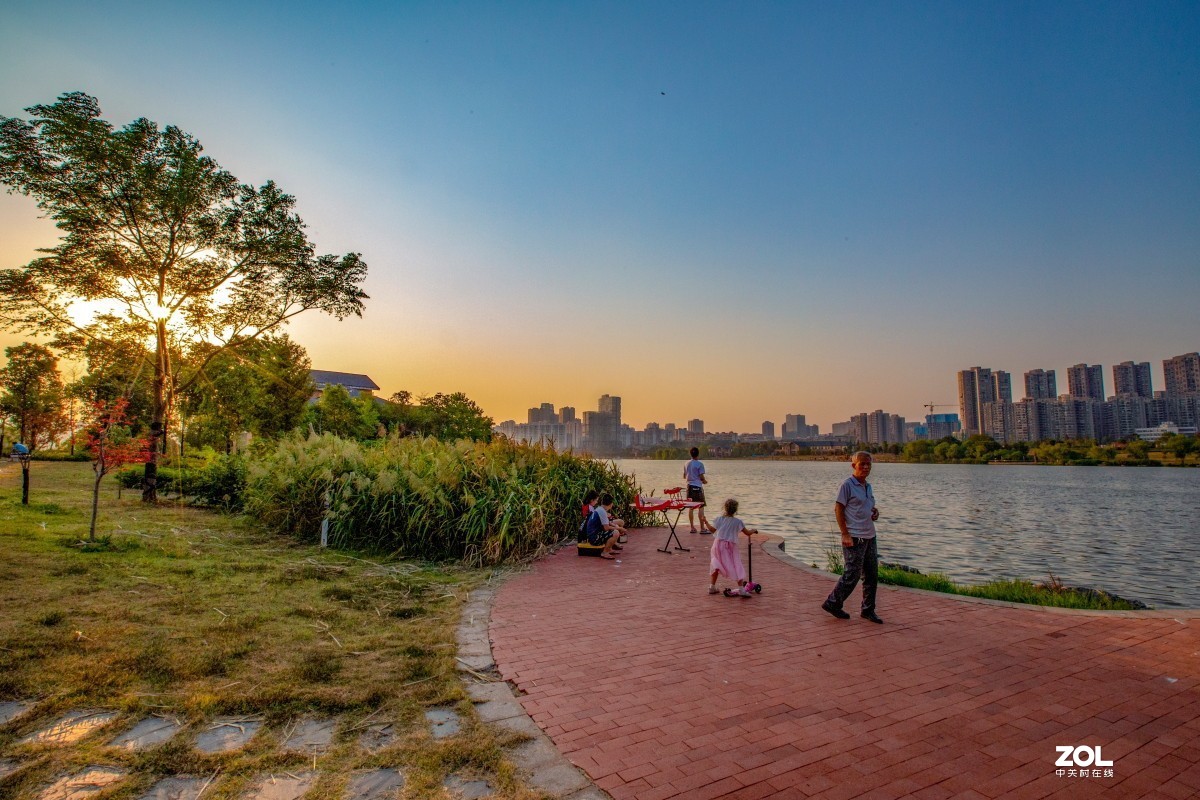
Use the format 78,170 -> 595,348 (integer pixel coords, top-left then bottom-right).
90,469 -> 103,541
21,460 -> 30,505
142,317 -> 168,503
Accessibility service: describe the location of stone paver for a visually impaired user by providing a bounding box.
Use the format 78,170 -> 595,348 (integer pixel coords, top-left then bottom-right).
279,717 -> 336,753
136,776 -> 212,800
0,700 -> 35,726
345,768 -> 405,799
356,722 -> 397,752
108,716 -> 183,750
20,710 -> 119,745
425,707 -> 462,739
242,771 -> 316,800
193,717 -> 261,753
442,774 -> 493,799
37,766 -> 125,799
491,530 -> 1200,800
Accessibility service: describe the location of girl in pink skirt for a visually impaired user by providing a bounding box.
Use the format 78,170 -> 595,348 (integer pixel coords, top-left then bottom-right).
708,498 -> 758,596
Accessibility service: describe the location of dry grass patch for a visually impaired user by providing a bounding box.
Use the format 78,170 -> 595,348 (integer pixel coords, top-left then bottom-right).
0,462 -> 544,799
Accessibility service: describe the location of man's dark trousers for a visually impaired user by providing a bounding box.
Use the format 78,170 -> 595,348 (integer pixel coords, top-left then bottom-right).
826,536 -> 878,614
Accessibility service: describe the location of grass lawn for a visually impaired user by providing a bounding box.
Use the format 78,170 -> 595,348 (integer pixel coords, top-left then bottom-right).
0,461 -> 541,799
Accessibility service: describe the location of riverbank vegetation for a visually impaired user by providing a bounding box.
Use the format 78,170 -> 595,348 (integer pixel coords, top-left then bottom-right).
0,461 -> 546,799
823,548 -> 1146,610
643,434 -> 1196,466
901,434 -> 1197,466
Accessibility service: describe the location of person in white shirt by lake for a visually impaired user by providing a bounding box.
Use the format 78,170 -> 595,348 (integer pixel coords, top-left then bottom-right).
683,447 -> 710,533
822,452 -> 884,624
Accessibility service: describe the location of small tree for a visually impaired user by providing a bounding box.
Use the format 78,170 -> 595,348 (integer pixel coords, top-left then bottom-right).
85,398 -> 149,540
0,342 -> 66,504
183,333 -> 312,452
304,384 -> 379,439
1158,433 -> 1197,464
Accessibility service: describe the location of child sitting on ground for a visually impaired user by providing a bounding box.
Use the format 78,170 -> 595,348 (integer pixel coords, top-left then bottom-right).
584,493 -> 625,559
708,498 -> 758,596
583,489 -> 627,543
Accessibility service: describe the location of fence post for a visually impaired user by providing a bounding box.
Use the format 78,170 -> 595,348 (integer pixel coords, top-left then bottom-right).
320,489 -> 330,548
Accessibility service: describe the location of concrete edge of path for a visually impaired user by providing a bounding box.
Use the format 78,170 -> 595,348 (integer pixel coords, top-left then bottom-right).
759,533 -> 1200,619
456,567 -> 612,800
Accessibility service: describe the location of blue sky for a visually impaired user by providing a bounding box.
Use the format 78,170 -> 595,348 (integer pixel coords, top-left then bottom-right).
1,1 -> 1197,430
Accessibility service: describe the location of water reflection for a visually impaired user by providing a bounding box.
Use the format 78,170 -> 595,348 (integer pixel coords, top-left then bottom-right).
614,459 -> 1200,608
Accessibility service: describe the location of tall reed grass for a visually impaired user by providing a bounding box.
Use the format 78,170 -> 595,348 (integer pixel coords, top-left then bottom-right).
245,432 -> 645,565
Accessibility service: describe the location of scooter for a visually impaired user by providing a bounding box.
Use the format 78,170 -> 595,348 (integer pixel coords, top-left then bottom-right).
723,531 -> 763,596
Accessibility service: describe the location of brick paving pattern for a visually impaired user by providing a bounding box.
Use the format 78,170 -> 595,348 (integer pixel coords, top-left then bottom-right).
491,531 -> 1200,800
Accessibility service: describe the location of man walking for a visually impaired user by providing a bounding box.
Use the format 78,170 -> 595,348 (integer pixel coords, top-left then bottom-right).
822,451 -> 883,624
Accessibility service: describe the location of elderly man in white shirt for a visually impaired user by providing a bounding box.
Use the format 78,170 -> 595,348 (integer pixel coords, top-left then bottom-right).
821,451 -> 883,624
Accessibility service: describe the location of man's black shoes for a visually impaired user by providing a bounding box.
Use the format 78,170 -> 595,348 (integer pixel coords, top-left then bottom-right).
821,601 -> 850,619
861,611 -> 884,624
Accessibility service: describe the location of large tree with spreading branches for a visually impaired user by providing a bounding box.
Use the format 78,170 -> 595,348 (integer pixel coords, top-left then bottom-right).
0,93 -> 369,500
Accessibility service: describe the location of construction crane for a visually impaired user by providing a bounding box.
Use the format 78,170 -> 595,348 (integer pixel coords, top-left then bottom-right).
923,402 -> 956,417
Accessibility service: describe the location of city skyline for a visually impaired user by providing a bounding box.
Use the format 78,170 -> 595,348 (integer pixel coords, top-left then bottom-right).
495,349 -> 1197,436
2,3 -> 1198,432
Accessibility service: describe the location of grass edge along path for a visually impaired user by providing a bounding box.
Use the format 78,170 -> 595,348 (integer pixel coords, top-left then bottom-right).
0,461 -> 548,800
813,544 -> 1149,611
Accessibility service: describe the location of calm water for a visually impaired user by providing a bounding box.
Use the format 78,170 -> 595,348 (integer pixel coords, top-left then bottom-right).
613,459 -> 1200,609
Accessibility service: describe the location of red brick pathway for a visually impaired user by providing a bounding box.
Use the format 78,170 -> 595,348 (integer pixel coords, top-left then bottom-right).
490,530 -> 1200,799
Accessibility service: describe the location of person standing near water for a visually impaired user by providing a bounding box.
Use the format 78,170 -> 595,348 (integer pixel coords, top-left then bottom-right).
684,447 -> 711,533
822,451 -> 883,624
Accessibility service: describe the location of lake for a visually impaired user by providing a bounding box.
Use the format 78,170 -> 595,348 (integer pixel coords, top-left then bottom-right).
613,459 -> 1200,609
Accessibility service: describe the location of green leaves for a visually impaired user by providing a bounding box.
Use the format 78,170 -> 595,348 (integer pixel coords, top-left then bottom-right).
244,433 -> 644,566
2,92 -> 371,499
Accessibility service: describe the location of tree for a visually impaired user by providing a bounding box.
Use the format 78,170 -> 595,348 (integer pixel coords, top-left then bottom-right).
85,397 -> 149,540
0,93 -> 368,501
1157,433 -> 1197,464
0,343 -> 66,503
377,390 -> 493,442
304,384 -> 380,439
414,392 -> 493,442
963,434 -> 1000,461
1125,439 -> 1151,460
183,333 -> 313,452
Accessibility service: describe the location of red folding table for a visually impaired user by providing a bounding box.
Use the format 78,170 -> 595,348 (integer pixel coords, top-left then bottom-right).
634,487 -> 703,554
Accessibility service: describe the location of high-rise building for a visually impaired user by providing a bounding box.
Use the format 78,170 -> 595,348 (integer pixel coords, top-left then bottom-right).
687,418 -> 704,435
598,395 -> 622,428
925,413 -> 961,439
761,421 -> 775,439
981,401 -> 1014,443
782,413 -> 805,438
1163,353 -> 1200,395
559,406 -> 576,424
831,421 -> 854,437
958,367 -> 999,436
527,403 -> 558,424
995,371 -> 1012,403
1067,363 -> 1105,400
1112,362 -> 1153,398
1024,369 -> 1057,400
850,410 -> 906,444
583,395 -> 623,454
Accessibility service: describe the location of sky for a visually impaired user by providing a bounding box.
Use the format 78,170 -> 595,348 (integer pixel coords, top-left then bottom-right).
1,1 -> 1198,432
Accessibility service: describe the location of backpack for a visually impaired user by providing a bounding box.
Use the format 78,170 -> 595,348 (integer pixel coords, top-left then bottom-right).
577,510 -> 594,543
